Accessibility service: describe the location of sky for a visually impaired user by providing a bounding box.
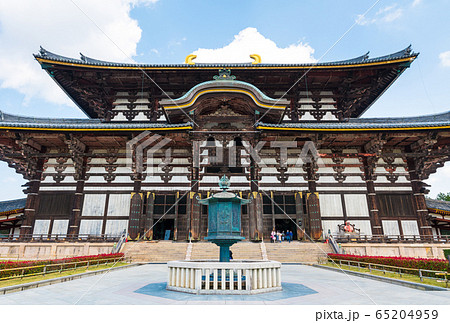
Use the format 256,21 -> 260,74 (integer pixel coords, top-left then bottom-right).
0,0 -> 449,200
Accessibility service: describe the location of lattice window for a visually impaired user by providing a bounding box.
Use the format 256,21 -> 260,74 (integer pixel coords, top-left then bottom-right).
154,194 -> 176,215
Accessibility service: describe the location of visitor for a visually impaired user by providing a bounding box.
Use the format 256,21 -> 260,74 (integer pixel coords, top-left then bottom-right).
271,230 -> 276,243
290,230 -> 294,242
277,231 -> 281,242
282,231 -> 285,241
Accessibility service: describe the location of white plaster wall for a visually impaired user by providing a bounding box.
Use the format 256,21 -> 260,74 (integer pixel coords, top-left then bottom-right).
51,219 -> 69,237
107,194 -> 131,217
104,220 -> 128,237
401,220 -> 420,236
79,220 -> 103,236
322,220 -> 343,237
344,194 -> 369,217
32,220 -> 50,237
382,220 -> 400,237
351,220 -> 372,236
319,194 -> 344,217
82,194 -> 107,217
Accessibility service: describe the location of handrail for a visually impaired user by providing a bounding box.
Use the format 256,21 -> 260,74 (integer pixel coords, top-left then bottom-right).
327,235 -> 341,254
327,258 -> 449,287
112,230 -> 127,253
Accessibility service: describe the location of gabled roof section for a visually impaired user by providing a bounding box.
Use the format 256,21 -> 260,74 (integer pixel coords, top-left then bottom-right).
33,46 -> 418,120
35,46 -> 416,69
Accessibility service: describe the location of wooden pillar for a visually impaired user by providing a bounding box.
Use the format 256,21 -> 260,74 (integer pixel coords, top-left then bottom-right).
249,156 -> 263,241
305,162 -> 322,240
189,142 -> 201,239
68,156 -> 88,237
362,156 -> 383,236
19,158 -> 45,240
249,192 -> 263,241
406,156 -> 433,236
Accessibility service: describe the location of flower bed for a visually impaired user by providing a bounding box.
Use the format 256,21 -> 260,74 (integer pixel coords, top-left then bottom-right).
328,253 -> 449,272
0,253 -> 124,279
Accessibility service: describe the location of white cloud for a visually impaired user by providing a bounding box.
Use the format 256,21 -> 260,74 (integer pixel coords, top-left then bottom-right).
356,5 -> 403,26
439,51 -> 450,67
427,164 -> 450,198
192,27 -> 316,64
0,0 -> 157,106
412,0 -> 422,7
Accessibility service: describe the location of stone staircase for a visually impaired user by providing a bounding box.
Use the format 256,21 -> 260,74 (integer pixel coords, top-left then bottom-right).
122,240 -> 330,263
264,241 -> 332,263
122,241 -> 187,263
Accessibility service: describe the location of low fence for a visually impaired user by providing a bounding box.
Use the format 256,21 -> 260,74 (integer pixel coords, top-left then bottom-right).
167,260 -> 282,294
0,233 -> 122,242
326,258 -> 449,288
0,255 -> 128,282
333,234 -> 450,243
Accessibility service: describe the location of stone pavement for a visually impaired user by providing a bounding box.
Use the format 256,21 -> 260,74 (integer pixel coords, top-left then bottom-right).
1,264 -> 450,305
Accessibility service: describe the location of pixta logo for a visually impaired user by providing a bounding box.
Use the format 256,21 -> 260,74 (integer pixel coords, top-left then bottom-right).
126,131 -> 324,177
126,131 -> 172,176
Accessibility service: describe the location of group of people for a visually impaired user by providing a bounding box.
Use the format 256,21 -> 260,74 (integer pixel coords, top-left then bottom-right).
270,230 -> 293,243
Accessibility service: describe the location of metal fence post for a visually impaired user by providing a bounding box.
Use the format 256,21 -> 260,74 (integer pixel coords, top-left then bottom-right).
419,269 -> 423,282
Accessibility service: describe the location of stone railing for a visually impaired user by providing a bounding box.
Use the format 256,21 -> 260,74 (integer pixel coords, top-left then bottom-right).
167,260 -> 282,294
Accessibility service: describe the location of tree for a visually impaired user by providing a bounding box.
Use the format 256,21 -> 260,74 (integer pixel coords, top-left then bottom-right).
436,192 -> 450,201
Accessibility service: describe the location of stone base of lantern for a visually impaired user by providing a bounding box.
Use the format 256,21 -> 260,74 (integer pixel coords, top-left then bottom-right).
166,260 -> 282,295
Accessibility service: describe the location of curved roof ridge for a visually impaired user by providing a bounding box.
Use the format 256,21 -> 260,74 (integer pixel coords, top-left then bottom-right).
34,46 -> 418,67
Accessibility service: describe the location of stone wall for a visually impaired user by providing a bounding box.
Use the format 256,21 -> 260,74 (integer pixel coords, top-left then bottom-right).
0,242 -> 114,260
340,243 -> 450,259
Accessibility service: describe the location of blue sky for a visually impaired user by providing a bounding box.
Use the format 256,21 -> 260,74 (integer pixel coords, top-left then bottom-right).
0,0 -> 449,200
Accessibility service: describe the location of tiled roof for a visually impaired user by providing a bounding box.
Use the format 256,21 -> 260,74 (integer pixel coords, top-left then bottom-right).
258,111 -> 450,130
0,111 -> 192,130
427,198 -> 450,213
0,198 -> 26,214
34,46 -> 417,68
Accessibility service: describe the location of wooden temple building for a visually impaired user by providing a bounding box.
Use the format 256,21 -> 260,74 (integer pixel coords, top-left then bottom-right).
0,46 -> 449,242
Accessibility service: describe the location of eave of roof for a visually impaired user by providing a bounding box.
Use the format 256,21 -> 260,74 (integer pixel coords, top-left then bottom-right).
0,112 -> 192,131
257,111 -> 450,132
426,198 -> 450,214
34,46 -> 418,70
0,198 -> 26,215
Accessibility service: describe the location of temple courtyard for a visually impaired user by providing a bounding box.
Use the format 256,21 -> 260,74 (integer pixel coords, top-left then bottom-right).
1,264 -> 450,305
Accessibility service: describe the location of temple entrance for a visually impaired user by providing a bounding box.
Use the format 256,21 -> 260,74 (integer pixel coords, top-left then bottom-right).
153,219 -> 175,240
274,219 -> 297,240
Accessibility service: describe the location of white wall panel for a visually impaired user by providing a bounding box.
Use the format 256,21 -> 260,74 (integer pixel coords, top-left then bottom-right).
107,194 -> 131,217
33,220 -> 50,237
401,220 -> 420,237
79,220 -> 103,236
319,194 -> 344,217
105,220 -> 128,237
321,220 -> 343,237
344,194 -> 369,217
82,194 -> 106,217
351,220 -> 372,237
382,220 -> 400,237
51,219 -> 69,237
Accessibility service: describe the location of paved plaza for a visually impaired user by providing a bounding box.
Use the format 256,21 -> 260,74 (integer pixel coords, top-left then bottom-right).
1,264 -> 450,305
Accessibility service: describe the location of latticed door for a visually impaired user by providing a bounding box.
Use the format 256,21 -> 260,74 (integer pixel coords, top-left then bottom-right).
129,193 -> 143,240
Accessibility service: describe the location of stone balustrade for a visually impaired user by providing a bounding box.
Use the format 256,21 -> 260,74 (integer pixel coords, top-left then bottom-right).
167,260 -> 282,294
